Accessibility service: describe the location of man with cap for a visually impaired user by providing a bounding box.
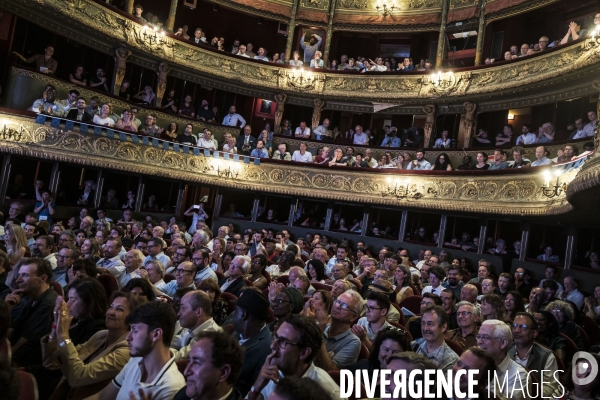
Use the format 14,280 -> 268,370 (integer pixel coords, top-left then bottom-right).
366,277 -> 401,323
219,255 -> 249,298
268,287 -> 304,334
232,288 -> 273,396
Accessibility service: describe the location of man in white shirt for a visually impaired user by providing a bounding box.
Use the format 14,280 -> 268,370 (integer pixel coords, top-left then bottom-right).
171,290 -> 222,361
222,105 -> 246,128
197,129 -> 216,149
530,145 -> 553,166
291,143 -> 313,162
477,319 -> 531,400
312,118 -> 331,141
236,44 -> 250,57
253,47 -> 269,62
582,111 -> 597,137
352,125 -> 368,145
571,118 -> 588,140
33,235 -> 57,269
515,123 -> 537,145
407,149 -> 431,170
294,121 -> 310,138
96,238 -> 126,282
246,314 -> 341,400
558,276 -> 585,309
97,302 -> 185,400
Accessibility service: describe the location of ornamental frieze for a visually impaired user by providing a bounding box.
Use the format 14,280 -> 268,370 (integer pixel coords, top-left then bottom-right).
0,113 -> 584,217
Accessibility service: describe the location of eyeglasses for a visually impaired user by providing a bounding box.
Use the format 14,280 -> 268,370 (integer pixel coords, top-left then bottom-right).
334,299 -> 357,314
272,333 -> 299,349
365,305 -> 383,312
175,268 -> 194,274
271,298 -> 291,305
191,257 -> 204,261
550,309 -> 563,314
476,335 -> 501,342
456,311 -> 473,317
511,323 -> 530,331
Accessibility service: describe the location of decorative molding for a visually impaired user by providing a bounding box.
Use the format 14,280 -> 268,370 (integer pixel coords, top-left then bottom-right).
0,113 -> 584,217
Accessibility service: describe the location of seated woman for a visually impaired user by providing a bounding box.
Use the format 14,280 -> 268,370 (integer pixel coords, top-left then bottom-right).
306,259 -> 327,284
279,119 -> 292,136
92,104 -> 115,127
268,286 -> 304,333
583,284 -> 600,321
289,51 -> 303,67
196,278 -> 229,325
163,122 -> 178,141
247,254 -> 268,291
258,129 -> 273,155
394,264 -> 415,304
378,154 -> 395,169
69,65 -> 87,86
115,110 -> 138,132
546,300 -> 585,350
310,51 -> 324,68
302,289 -> 332,327
42,291 -> 145,400
124,278 -> 157,301
222,136 -> 237,154
430,153 -> 453,171
471,152 -> 490,170
480,294 -> 510,323
504,290 -> 525,321
533,310 -> 567,364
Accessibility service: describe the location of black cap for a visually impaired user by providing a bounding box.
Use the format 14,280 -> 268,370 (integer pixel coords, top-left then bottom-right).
236,289 -> 271,320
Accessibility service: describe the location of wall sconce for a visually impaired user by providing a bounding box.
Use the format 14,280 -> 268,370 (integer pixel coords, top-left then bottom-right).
429,71 -> 456,89
1,123 -> 23,141
286,68 -> 315,89
540,169 -> 567,198
507,113 -> 515,120
381,178 -> 422,200
376,0 -> 396,16
141,26 -> 166,45
216,164 -> 239,180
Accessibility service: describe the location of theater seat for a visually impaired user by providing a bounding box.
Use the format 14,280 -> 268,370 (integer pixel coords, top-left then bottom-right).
97,274 -> 119,298
243,278 -> 255,287
390,302 -> 406,326
220,292 -> 238,314
222,324 -> 234,336
49,281 -> 63,297
16,370 -> 39,400
558,333 -> 579,365
311,282 -> 332,291
261,269 -> 272,285
388,321 -> 413,341
215,271 -> 225,281
176,360 -> 188,375
444,337 -> 464,356
399,295 -> 423,316
276,275 -> 289,285
0,338 -> 11,363
576,314 -> 600,345
164,273 -> 176,283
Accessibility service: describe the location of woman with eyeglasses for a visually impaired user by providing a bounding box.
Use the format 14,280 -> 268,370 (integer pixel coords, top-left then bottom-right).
504,290 -> 525,321
268,287 -> 304,333
545,300 -> 584,350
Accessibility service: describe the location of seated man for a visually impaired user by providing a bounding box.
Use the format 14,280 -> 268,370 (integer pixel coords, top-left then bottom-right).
53,245 -> 79,287
5,258 -> 58,367
118,249 -> 145,288
477,319 -> 531,400
531,145 -> 553,166
445,300 -> 480,349
450,348 -> 498,400
312,118 -> 331,141
558,276 -> 584,309
488,149 -> 509,170
508,312 -> 559,397
66,97 -> 92,122
291,143 -> 312,163
33,235 -> 57,269
97,302 -> 185,400
248,315 -> 341,400
406,149 -> 431,170
250,140 -> 269,158
380,126 -> 401,147
96,238 -> 126,283
30,85 -> 64,117
153,261 -> 197,298
410,305 -> 458,372
171,290 -> 222,361
441,264 -> 464,300
272,144 -> 291,160
219,255 -> 249,298
138,114 -> 164,137
142,238 -> 172,270
173,331 -> 244,400
294,121 -> 310,138
352,125 -> 368,145
314,290 -> 362,370
351,291 -> 393,350
176,124 -> 197,146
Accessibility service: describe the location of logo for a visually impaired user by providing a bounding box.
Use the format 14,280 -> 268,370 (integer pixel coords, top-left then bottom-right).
572,352 -> 599,385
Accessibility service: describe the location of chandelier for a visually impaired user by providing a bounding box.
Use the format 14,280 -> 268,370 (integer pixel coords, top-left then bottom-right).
376,0 -> 396,16
540,169 -> 567,199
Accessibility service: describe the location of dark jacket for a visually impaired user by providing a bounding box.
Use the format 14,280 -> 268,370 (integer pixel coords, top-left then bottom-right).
66,109 -> 93,123
235,134 -> 257,154
508,343 -> 554,388
233,326 -> 272,396
219,276 -> 247,299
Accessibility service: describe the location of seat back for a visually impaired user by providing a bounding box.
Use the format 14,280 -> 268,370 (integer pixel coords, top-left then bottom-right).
444,337 -> 464,356
220,292 -> 238,314
472,282 -> 482,295
215,271 -> 225,281
576,314 -> 599,345
390,302 -> 406,326
96,274 -> 119,299
276,275 -> 289,285
176,359 -> 188,375
17,370 -> 39,400
222,324 -> 234,336
243,278 -> 255,287
347,278 -> 362,293
400,295 -> 423,316
388,321 -> 413,341
558,332 -> 579,364
163,273 -> 176,283
261,269 -> 272,285
311,282 -> 332,291
49,281 -> 64,297
577,325 -> 590,351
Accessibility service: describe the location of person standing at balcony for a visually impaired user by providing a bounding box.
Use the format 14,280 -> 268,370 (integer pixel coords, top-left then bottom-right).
295,121 -> 311,138
254,47 -> 269,62
582,111 -> 598,137
196,100 -> 215,123
236,125 -> 256,155
515,123 -> 537,145
89,68 -> 109,92
178,95 -> 195,118
560,20 -> 587,44
13,45 -> 57,74
222,105 -> 246,128
381,126 -> 401,147
300,33 -> 322,64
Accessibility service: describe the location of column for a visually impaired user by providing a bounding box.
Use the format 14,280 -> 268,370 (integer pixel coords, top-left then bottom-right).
474,0 -> 487,66
322,0 -> 338,64
0,155 -> 12,204
422,104 -> 436,148
250,197 -> 260,222
477,220 -> 487,254
126,0 -> 135,14
49,162 -> 60,195
519,223 -> 530,262
462,102 -> 477,148
94,170 -> 104,209
437,214 -> 447,249
166,0 -> 178,32
435,0 -> 450,68
324,204 -> 333,231
284,0 -> 301,61
398,210 -> 408,242
563,225 -> 577,269
155,62 -> 171,108
175,183 -> 186,216
135,177 -> 144,212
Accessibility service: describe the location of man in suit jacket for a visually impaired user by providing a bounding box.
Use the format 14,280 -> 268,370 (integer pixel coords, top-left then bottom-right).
219,255 -> 249,298
236,126 -> 257,155
231,289 -> 273,396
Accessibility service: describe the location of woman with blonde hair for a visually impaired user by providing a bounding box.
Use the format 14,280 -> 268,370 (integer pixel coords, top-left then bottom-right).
210,237 -> 226,272
5,224 -> 28,264
81,238 -> 102,263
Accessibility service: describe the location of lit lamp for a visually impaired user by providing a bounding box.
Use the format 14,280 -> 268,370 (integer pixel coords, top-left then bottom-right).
141,26 -> 166,45
429,71 -> 455,89
381,177 -> 421,199
376,0 -> 396,16
540,169 -> 567,198
286,68 -> 315,88
507,113 -> 515,120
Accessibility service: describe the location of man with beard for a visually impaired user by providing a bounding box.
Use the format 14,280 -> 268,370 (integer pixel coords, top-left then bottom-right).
53,245 -> 80,286
196,99 -> 215,122
66,97 -> 92,122
247,315 -> 340,400
98,302 -> 185,399
89,67 -> 109,92
410,305 -> 458,372
442,264 -> 465,299
406,149 -> 431,170
33,235 -> 57,269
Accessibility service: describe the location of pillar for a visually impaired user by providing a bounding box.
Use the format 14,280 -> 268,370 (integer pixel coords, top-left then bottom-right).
274,93 -> 288,135
126,0 -> 135,14
474,0 -> 487,66
166,0 -> 178,32
322,0 -> 338,64
155,62 -> 171,108
422,104 -> 436,148
312,98 -> 325,130
435,0 -> 450,68
284,0 -> 301,61
462,102 -> 477,148
113,47 -> 131,97
0,154 -> 12,204
135,177 -> 144,212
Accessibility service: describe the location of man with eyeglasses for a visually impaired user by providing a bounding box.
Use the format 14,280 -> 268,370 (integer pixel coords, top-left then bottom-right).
154,261 -> 197,298
247,315 -> 341,400
53,245 -> 80,287
5,258 -> 57,367
445,301 -> 480,349
508,312 -> 558,397
142,238 -> 172,271
477,319 -> 530,400
326,245 -> 349,276
192,248 -> 217,283
352,291 -> 393,349
314,290 -> 362,371
410,305 -> 458,372
408,293 -> 442,340
132,237 -> 149,257
58,231 -> 76,248
219,255 -> 249,298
